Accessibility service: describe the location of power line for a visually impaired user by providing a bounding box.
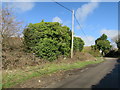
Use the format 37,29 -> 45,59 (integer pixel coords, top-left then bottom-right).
52,0 -> 74,58
74,14 -> 91,43
52,0 -> 88,39
52,0 -> 72,12
52,0 -> 91,44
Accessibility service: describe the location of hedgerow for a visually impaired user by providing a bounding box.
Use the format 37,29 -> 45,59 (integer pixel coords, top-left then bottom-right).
23,20 -> 84,61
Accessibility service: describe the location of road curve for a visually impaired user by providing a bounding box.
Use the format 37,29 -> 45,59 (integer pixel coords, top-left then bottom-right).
47,58 -> 120,88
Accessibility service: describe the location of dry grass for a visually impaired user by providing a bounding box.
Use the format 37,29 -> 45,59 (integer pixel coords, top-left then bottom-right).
2,38 -> 97,70
2,37 -> 49,70
82,46 -> 101,57
82,46 -> 91,53
2,49 -> 97,70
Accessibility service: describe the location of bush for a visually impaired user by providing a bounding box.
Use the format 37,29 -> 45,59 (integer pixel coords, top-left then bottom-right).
33,38 -> 61,61
73,37 -> 84,52
23,21 -> 72,61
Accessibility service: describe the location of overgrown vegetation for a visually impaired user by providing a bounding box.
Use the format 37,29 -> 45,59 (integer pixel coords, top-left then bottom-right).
73,37 -> 84,52
23,21 -> 84,61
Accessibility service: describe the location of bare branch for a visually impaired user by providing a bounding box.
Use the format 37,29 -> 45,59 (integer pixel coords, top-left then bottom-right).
1,3 -> 23,39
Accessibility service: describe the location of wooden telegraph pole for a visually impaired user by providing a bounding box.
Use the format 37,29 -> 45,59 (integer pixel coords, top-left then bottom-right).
71,10 -> 74,58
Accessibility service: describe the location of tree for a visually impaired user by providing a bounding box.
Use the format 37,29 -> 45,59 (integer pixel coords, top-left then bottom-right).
1,4 -> 22,39
112,34 -> 120,51
1,3 -> 23,49
23,21 -> 72,61
95,34 -> 112,55
95,34 -> 107,44
73,37 -> 84,52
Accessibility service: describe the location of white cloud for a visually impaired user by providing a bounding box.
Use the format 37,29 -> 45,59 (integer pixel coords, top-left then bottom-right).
111,42 -> 117,49
52,16 -> 63,23
100,29 -> 119,49
76,35 -> 95,46
10,2 -> 35,12
76,2 -> 99,22
100,29 -> 118,39
75,29 -> 118,46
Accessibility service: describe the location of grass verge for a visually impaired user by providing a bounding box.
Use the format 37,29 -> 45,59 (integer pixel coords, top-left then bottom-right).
2,57 -> 104,88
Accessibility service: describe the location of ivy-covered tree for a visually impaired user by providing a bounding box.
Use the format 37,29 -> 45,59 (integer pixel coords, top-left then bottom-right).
73,37 -> 84,52
95,34 -> 112,55
23,20 -> 72,61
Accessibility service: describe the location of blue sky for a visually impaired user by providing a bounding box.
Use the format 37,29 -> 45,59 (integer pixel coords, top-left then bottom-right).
2,1 -> 118,46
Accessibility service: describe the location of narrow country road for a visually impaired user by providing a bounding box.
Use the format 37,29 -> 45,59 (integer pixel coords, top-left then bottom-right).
47,58 -> 120,88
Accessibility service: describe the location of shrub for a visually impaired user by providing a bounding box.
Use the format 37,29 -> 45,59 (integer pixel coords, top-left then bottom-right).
33,38 -> 61,61
23,21 -> 72,61
73,37 -> 84,52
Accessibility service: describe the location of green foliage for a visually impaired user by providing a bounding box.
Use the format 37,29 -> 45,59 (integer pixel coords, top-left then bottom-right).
97,40 -> 111,51
73,37 -> 84,52
116,38 -> 120,50
95,34 -> 112,55
95,34 -> 107,44
23,21 -> 72,61
34,38 -> 61,61
100,34 -> 107,40
91,45 -> 98,50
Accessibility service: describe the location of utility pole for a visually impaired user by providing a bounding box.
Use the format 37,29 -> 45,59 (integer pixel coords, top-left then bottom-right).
71,10 -> 74,58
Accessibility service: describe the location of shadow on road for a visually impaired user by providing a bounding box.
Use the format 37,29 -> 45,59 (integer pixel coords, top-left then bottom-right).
92,58 -> 120,89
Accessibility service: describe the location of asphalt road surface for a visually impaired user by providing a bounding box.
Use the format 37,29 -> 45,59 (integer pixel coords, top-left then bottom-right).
47,58 -> 120,88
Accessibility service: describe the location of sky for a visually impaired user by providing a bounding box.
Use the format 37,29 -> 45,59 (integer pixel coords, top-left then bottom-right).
2,1 -> 118,47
